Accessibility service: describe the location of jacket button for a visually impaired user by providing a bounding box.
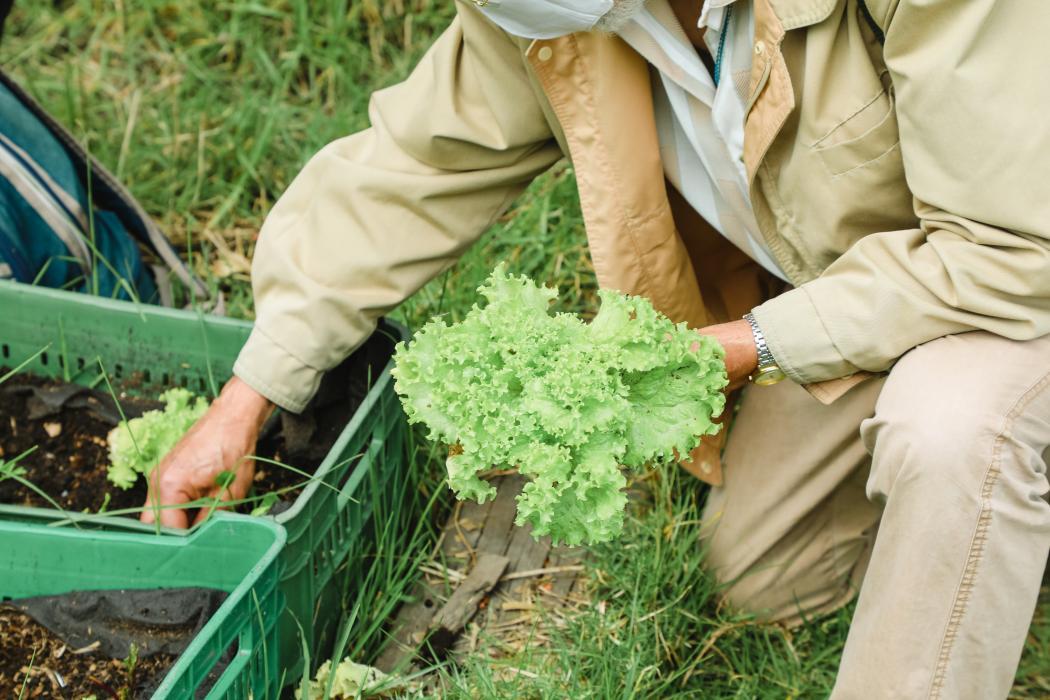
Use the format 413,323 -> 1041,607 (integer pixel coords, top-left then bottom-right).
754,40 -> 766,55
537,46 -> 553,61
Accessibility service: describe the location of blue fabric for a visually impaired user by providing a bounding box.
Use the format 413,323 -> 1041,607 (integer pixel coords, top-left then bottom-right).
0,81 -> 157,301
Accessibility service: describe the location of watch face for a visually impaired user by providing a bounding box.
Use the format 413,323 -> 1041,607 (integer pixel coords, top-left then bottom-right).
753,366 -> 786,386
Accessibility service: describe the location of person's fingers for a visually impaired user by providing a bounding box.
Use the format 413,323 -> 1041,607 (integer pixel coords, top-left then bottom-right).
140,490 -> 191,529
192,458 -> 255,526
190,488 -> 233,526
141,472 -> 164,524
229,456 -> 256,502
157,498 -> 191,529
141,465 -> 191,529
192,495 -> 218,526
191,483 -> 227,526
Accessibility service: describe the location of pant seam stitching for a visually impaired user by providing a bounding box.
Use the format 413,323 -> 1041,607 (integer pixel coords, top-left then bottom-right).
927,369 -> 1050,698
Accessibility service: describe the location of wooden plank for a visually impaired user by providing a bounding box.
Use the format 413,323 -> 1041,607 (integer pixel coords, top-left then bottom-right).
424,552 -> 510,658
440,493 -> 494,561
547,546 -> 585,599
376,475 -> 515,671
374,578 -> 447,672
378,474 -> 586,670
507,525 -> 552,574
500,523 -> 552,603
475,474 -> 525,556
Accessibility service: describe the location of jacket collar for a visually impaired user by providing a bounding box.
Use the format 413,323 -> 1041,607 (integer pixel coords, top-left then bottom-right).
766,0 -> 837,30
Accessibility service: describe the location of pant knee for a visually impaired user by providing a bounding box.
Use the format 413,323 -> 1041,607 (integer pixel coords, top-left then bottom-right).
864,334 -> 1050,507
861,384 -> 1003,507
704,512 -> 873,626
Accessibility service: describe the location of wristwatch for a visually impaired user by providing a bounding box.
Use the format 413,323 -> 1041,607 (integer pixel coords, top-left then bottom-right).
743,313 -> 786,386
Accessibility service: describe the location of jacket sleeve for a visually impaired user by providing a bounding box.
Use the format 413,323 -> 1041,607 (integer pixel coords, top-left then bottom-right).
751,0 -> 1050,385
233,6 -> 561,412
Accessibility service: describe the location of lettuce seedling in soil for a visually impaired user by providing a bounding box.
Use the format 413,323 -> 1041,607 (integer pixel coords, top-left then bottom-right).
0,369 -> 373,518
107,388 -> 209,489
392,265 -> 727,546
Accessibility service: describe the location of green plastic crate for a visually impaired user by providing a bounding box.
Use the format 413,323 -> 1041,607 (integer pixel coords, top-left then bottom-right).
0,280 -> 410,683
0,508 -> 285,699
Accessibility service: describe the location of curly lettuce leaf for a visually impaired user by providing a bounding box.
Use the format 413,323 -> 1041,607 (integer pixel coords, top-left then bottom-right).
295,659 -> 395,699
392,265 -> 727,546
106,388 -> 208,489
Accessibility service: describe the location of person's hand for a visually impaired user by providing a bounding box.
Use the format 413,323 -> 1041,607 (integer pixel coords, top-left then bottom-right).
676,320 -> 757,484
696,319 -> 758,391
140,376 -> 275,528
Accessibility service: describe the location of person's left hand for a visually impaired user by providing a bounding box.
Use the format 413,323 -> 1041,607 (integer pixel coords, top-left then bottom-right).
696,319 -> 758,391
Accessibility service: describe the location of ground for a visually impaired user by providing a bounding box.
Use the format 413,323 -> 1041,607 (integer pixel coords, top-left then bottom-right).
2,2 -> 1047,698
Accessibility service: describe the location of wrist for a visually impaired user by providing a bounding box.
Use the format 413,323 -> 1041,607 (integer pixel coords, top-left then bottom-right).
218,376 -> 276,429
697,320 -> 758,384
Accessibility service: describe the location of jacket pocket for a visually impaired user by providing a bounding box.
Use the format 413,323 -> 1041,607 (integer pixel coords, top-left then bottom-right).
813,88 -> 900,177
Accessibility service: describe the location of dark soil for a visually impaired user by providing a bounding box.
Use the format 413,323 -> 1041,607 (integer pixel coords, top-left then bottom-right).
0,376 -> 156,513
0,324 -> 396,518
0,607 -> 174,699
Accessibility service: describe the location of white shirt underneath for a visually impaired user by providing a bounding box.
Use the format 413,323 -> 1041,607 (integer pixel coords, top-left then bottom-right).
617,0 -> 787,281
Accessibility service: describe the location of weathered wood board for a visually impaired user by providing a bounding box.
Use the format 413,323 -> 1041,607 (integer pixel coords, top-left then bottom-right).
375,474 -> 586,673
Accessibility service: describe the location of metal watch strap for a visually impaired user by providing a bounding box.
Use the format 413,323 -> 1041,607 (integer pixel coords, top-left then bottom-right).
743,313 -> 786,386
743,313 -> 776,369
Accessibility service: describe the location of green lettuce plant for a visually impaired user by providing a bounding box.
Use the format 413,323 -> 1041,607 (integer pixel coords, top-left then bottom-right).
107,388 -> 208,489
296,659 -> 395,699
392,265 -> 727,546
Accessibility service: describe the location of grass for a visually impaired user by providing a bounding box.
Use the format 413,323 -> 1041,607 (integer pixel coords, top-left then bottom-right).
2,0 -> 459,317
292,422 -> 453,698
2,2 -> 1048,698
422,469 -> 853,700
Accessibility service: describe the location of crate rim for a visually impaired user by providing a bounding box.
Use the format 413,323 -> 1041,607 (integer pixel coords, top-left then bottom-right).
0,278 -> 249,332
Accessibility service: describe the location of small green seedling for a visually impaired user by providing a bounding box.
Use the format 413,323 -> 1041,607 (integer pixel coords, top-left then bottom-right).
0,458 -> 28,482
120,643 -> 139,700
250,491 -> 280,517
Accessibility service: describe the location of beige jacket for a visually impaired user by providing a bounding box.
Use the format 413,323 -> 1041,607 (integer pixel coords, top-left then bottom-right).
235,0 -> 1050,472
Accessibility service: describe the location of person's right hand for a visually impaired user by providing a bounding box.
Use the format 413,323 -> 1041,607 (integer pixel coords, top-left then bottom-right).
140,376 -> 275,528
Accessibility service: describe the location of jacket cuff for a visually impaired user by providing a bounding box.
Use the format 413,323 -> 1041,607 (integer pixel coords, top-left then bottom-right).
233,326 -> 323,414
750,286 -> 860,384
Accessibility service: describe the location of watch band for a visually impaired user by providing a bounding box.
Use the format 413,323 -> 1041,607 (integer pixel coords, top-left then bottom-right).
743,312 -> 776,367
743,313 -> 785,386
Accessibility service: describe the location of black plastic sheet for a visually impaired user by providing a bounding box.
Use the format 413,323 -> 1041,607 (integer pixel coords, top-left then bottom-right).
9,587 -> 226,658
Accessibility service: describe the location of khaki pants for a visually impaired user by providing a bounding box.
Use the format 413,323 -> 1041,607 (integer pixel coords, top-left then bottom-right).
703,331 -> 1050,699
